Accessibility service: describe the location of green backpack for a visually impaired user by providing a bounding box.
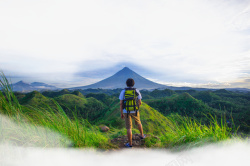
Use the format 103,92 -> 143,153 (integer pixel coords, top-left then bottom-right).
122,87 -> 140,117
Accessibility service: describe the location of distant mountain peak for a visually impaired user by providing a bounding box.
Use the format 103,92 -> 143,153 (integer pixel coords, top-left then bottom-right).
113,67 -> 141,79
122,66 -> 131,70
117,67 -> 134,73
15,80 -> 30,86
16,80 -> 29,84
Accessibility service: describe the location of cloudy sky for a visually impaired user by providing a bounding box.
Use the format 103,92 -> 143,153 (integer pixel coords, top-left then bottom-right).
0,0 -> 250,88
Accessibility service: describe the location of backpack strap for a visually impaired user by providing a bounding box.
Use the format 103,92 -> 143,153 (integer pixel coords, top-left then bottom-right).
135,89 -> 139,96
134,88 -> 139,116
134,98 -> 137,116
124,88 -> 131,118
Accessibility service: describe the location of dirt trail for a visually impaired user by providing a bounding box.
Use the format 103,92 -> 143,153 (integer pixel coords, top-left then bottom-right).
110,134 -> 151,149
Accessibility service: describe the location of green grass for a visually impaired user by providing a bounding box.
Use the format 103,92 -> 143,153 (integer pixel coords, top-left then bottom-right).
23,102 -> 112,148
143,113 -> 239,148
0,72 -> 112,149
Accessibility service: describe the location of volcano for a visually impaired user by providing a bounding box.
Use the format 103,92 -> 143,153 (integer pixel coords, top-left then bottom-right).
73,67 -> 168,90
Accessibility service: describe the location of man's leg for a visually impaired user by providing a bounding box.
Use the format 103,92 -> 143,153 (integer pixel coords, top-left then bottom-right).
125,113 -> 133,146
137,123 -> 144,137
127,129 -> 132,146
133,111 -> 144,137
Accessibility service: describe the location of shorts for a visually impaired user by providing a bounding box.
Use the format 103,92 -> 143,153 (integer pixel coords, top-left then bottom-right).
124,111 -> 141,129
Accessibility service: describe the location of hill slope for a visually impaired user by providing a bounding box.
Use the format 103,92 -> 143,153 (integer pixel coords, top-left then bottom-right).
19,91 -> 54,107
96,102 -> 171,135
143,93 -> 222,123
54,94 -> 107,121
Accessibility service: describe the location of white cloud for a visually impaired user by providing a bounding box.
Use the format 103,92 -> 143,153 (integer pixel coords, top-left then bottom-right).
0,0 -> 250,88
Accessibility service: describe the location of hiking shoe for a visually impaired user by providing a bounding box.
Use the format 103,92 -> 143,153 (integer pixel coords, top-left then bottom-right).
139,134 -> 146,139
124,143 -> 132,148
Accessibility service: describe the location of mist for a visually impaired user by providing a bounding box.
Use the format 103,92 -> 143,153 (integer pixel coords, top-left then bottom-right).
1,139 -> 249,166
0,115 -> 249,166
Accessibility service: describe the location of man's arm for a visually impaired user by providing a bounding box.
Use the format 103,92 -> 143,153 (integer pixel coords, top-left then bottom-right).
136,89 -> 142,107
120,100 -> 124,119
138,99 -> 142,107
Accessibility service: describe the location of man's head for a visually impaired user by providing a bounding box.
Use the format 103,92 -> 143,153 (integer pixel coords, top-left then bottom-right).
126,78 -> 135,87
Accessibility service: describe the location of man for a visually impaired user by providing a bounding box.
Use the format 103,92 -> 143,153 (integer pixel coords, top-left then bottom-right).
119,78 -> 145,148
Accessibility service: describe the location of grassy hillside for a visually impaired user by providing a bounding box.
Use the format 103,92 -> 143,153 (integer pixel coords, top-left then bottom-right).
42,89 -> 72,98
17,90 -> 108,123
0,73 -> 244,149
14,87 -> 249,134
149,89 -> 176,98
142,89 -> 249,133
19,91 -> 55,108
85,93 -> 117,106
97,101 -> 184,135
52,94 -> 107,122
143,93 -> 221,123
192,90 -> 250,132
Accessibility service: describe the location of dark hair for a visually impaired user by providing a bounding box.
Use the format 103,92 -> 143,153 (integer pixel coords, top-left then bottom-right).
126,78 -> 135,87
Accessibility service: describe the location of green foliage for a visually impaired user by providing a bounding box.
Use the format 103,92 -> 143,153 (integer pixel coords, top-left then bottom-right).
192,90 -> 250,132
79,88 -> 123,96
54,94 -> 107,122
85,93 -> 117,106
42,89 -> 72,98
144,93 -> 218,122
139,90 -> 152,99
175,89 -> 197,95
193,91 -> 221,103
159,114 -> 236,148
19,91 -> 55,107
149,89 -> 175,98
139,104 -> 171,135
13,92 -> 25,100
72,91 -> 84,98
0,72 -> 22,116
144,135 -> 161,147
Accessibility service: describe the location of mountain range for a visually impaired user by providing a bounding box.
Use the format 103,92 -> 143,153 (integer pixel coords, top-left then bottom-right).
11,81 -> 57,92
4,67 -> 250,92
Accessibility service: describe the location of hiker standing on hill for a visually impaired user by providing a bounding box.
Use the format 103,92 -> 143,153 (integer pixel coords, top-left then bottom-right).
119,78 -> 146,148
